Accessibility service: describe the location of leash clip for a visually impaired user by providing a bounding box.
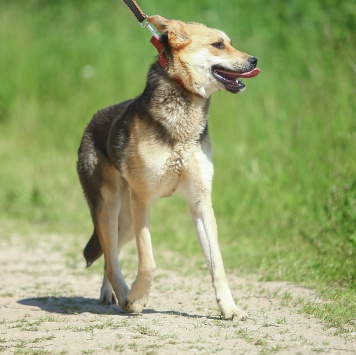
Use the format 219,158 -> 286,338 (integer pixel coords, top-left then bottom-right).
140,16 -> 167,68
121,0 -> 167,68
140,16 -> 159,37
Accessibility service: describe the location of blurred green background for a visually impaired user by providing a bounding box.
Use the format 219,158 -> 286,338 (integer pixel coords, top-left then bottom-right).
0,0 -> 355,325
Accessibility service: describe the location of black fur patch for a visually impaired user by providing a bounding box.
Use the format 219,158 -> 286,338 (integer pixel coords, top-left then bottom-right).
138,112 -> 175,147
159,33 -> 172,63
199,123 -> 208,142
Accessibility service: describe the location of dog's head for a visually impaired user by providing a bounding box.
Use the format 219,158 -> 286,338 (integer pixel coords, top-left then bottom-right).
147,15 -> 260,98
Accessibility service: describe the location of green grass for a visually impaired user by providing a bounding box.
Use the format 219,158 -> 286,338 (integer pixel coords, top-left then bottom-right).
0,0 -> 355,328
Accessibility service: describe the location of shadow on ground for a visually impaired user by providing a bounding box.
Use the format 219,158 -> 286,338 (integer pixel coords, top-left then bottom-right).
18,296 -> 219,320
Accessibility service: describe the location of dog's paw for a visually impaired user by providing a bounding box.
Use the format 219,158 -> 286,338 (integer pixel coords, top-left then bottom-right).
100,281 -> 120,305
121,281 -> 150,314
121,298 -> 146,314
221,305 -> 247,321
100,289 -> 118,305
121,291 -> 149,314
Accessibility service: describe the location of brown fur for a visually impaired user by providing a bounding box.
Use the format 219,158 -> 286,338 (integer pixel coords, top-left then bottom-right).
77,15 -> 259,320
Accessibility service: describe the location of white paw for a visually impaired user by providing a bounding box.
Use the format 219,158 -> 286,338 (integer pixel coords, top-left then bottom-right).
122,298 -> 147,314
100,275 -> 130,307
100,275 -> 117,305
121,280 -> 150,314
221,305 -> 247,321
100,287 -> 117,305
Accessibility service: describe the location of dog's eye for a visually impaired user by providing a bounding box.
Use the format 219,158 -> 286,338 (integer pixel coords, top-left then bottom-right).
211,42 -> 225,49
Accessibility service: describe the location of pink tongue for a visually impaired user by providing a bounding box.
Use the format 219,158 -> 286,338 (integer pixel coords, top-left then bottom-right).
237,68 -> 260,78
216,67 -> 261,80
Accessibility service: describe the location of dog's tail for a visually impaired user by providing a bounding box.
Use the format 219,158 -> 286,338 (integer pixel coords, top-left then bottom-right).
83,229 -> 103,267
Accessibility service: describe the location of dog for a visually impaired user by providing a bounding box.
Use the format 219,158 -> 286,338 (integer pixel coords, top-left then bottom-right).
77,15 -> 260,320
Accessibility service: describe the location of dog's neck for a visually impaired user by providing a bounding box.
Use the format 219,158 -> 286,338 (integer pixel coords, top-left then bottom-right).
150,35 -> 189,92
140,63 -> 210,144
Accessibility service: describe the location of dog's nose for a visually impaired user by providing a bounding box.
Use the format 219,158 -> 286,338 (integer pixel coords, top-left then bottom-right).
248,56 -> 258,67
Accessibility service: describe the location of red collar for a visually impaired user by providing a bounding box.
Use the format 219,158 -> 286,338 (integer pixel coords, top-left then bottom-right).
150,35 -> 168,68
150,35 -> 187,91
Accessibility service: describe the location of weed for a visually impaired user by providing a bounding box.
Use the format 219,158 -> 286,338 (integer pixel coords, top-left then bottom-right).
213,328 -> 222,337
158,332 -> 178,342
235,328 -> 254,343
99,343 -> 124,352
254,338 -> 268,346
151,318 -> 164,326
33,335 -> 55,343
128,342 -> 138,350
197,334 -> 207,343
300,296 -> 355,333
38,315 -> 60,323
276,316 -> 287,325
14,339 -> 27,349
135,324 -> 159,336
259,344 -> 285,354
280,292 -> 293,307
0,292 -> 14,297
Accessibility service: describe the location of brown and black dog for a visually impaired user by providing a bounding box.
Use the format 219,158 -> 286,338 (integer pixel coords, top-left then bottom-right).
77,15 -> 260,320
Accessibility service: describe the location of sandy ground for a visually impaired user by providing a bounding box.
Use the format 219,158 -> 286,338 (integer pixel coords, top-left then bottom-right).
0,235 -> 355,354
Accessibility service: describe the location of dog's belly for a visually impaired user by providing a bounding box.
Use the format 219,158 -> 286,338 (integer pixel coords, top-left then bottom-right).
155,172 -> 181,198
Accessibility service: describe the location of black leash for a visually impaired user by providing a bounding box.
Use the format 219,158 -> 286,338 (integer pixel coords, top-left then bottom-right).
122,0 -> 167,69
122,0 -> 146,24
121,0 -> 192,91
122,0 -> 158,37
121,0 -> 167,67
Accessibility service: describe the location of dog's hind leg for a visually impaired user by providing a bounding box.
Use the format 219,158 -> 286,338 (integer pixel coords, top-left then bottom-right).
92,167 -> 130,308
100,273 -> 117,304
117,181 -> 135,252
83,229 -> 117,304
99,180 -> 134,305
122,192 -> 156,314
182,147 -> 247,321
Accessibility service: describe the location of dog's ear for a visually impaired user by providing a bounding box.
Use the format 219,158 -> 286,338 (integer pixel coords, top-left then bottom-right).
147,15 -> 169,34
147,15 -> 192,49
167,30 -> 192,49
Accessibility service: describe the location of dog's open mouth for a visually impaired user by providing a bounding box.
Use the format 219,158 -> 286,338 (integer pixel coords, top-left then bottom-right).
212,66 -> 260,93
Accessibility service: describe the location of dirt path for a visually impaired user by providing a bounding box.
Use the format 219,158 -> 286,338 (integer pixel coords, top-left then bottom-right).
0,235 -> 355,354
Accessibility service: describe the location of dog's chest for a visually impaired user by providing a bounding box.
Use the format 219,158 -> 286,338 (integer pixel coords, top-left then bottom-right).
131,139 -> 198,198
167,142 -> 196,173
120,82 -> 210,198
142,139 -> 197,174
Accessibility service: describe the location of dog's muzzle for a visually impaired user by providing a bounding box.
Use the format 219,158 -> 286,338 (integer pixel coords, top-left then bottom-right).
212,58 -> 260,93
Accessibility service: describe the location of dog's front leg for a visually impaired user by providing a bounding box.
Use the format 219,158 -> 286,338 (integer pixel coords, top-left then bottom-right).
123,192 -> 156,314
183,151 -> 247,321
190,201 -> 247,320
